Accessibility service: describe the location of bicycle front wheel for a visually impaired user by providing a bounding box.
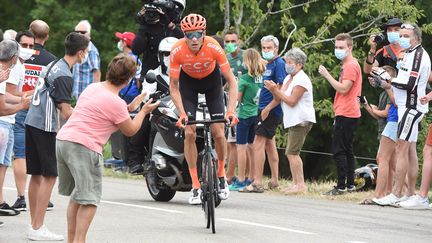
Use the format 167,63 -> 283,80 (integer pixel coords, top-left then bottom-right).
203,152 -> 215,233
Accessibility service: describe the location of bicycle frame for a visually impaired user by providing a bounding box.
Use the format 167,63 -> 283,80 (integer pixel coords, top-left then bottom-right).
186,104 -> 226,234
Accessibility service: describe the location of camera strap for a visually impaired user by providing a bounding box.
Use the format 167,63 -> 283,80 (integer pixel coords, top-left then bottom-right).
384,45 -> 398,62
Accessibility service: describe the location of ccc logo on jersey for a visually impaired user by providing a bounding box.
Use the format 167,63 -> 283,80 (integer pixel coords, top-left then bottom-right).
183,61 -> 212,70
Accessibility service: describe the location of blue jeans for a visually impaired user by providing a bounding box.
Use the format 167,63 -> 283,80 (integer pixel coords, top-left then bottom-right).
13,109 -> 27,158
0,120 -> 14,166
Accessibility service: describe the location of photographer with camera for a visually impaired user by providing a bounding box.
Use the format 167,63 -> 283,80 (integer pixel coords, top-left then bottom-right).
363,17 -> 403,74
132,0 -> 185,78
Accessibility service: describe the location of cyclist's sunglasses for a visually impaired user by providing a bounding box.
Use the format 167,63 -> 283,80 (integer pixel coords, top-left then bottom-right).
185,31 -> 204,39
401,23 -> 415,30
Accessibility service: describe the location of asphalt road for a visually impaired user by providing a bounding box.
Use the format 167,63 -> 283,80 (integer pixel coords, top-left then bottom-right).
1,170 -> 431,243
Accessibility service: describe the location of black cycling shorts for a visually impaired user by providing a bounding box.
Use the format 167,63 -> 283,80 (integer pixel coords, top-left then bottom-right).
179,68 -> 225,121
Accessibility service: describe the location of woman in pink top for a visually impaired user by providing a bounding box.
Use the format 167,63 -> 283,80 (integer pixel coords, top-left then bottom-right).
56,54 -> 159,243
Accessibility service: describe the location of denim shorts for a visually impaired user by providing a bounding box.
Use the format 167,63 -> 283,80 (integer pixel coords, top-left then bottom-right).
381,121 -> 398,142
13,110 -> 27,158
0,121 -> 14,167
236,116 -> 257,145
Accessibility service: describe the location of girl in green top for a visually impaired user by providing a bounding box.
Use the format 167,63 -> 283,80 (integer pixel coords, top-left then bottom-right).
229,48 -> 266,191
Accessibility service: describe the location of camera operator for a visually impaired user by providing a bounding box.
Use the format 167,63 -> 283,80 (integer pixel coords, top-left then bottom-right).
364,17 -> 403,74
132,0 -> 185,79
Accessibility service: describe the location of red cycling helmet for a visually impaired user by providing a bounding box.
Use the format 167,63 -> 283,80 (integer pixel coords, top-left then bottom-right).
180,13 -> 206,32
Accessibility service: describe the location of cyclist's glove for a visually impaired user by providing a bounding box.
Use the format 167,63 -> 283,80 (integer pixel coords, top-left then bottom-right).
176,113 -> 188,128
225,112 -> 239,126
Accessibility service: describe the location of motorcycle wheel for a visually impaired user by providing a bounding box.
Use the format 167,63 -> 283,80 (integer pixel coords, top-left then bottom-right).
145,176 -> 176,202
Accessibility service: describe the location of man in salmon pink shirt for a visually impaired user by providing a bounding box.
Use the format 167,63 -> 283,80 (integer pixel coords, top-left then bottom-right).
318,33 -> 362,196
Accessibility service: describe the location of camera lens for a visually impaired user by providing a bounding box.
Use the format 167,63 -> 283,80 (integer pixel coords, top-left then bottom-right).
374,33 -> 385,44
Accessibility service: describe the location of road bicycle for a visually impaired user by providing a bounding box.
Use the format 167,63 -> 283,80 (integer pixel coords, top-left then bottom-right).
187,103 -> 227,234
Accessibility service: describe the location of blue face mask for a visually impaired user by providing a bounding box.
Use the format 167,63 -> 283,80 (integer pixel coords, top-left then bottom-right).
285,64 -> 296,74
334,49 -> 347,60
399,37 -> 411,50
387,32 -> 400,44
262,50 -> 275,60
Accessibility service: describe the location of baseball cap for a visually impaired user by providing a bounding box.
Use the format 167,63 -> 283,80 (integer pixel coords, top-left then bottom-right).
115,32 -> 136,47
381,17 -> 403,30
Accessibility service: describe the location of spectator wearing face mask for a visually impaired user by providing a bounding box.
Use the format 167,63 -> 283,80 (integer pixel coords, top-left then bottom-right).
265,48 -> 315,194
223,30 -> 247,185
108,31 -> 143,167
319,33 -> 362,196
11,21 -> 58,213
115,31 -> 142,104
364,17 -> 403,74
240,35 -> 287,193
0,39 -> 31,219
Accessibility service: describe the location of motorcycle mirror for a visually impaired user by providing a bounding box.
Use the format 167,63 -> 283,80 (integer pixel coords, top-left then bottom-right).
145,72 -> 157,84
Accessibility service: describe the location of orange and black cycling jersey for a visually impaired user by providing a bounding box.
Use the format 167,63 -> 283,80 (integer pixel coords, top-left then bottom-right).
169,36 -> 231,80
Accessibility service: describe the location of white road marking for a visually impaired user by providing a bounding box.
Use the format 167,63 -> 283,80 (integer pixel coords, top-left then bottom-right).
4,186 -> 184,214
100,200 -> 185,214
347,241 -> 369,243
219,218 -> 316,235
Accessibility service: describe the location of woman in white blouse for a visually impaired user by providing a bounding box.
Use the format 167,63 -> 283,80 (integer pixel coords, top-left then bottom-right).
264,48 -> 315,194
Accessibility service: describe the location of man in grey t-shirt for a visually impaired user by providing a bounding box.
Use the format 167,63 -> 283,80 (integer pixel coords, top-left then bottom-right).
24,32 -> 89,241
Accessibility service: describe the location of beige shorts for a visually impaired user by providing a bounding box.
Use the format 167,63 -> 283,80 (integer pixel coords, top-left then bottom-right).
285,122 -> 313,155
56,140 -> 103,206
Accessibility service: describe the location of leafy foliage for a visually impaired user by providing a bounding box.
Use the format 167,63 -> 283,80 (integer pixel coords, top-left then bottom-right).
1,0 -> 431,180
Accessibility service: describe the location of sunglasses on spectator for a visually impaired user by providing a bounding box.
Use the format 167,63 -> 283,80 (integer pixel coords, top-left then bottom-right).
401,23 -> 415,30
185,31 -> 204,39
74,30 -> 88,34
20,43 -> 34,49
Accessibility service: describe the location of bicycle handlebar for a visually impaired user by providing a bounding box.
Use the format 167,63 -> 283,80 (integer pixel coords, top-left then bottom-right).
186,119 -> 227,126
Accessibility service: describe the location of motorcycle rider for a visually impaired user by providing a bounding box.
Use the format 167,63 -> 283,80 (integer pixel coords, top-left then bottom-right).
127,37 -> 178,174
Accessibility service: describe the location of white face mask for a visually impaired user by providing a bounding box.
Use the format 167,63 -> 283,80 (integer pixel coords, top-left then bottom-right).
19,47 -> 35,61
163,56 -> 170,73
117,41 -> 124,52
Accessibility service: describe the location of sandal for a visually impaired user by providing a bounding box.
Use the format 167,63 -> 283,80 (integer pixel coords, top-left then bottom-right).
267,181 -> 279,190
239,184 -> 264,193
359,198 -> 377,205
282,185 -> 307,195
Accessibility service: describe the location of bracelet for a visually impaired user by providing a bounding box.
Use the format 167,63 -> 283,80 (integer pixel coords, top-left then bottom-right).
365,58 -> 374,65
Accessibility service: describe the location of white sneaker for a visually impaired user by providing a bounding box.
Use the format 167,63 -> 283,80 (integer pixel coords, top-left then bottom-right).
399,195 -> 429,209
27,225 -> 64,241
372,193 -> 400,206
429,203 -> 432,209
217,177 -> 230,200
398,195 -> 409,202
188,188 -> 202,205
